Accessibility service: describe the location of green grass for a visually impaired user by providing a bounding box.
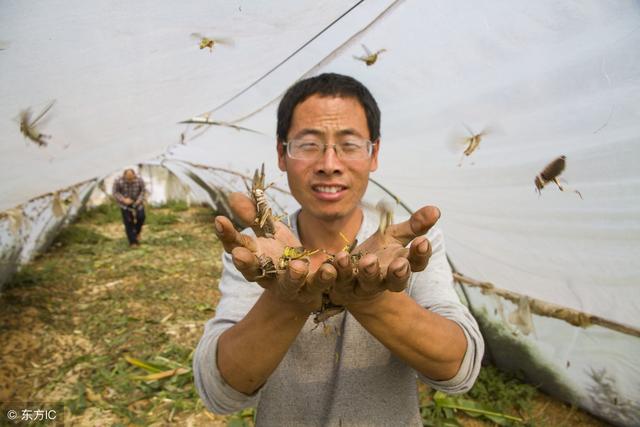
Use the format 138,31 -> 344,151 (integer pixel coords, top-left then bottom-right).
54,224 -> 111,246
1,204 -> 224,425
162,200 -> 190,212
420,365 -> 537,426
5,260 -> 61,289
78,203 -> 121,224
468,365 -> 536,414
146,211 -> 180,226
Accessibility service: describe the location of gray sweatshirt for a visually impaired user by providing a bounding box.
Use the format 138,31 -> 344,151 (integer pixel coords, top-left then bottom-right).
194,208 -> 484,426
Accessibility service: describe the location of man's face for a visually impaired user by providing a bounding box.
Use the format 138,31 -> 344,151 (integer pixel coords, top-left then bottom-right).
124,170 -> 136,182
278,95 -> 379,222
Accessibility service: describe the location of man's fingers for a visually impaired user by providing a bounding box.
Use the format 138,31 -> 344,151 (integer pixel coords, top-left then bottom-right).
356,254 -> 383,294
231,246 -> 264,282
385,257 -> 411,292
228,192 -> 257,228
279,259 -> 308,297
387,206 -> 440,246
215,215 -> 258,253
334,252 -> 354,283
305,263 -> 337,294
408,236 -> 432,272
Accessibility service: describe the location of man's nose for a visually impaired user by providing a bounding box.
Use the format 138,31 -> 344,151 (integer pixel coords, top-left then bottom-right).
315,144 -> 344,175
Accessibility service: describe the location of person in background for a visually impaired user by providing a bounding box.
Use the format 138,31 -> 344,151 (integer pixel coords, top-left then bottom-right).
112,168 -> 146,246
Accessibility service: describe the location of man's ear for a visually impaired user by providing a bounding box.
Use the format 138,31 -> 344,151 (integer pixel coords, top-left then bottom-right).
277,141 -> 287,171
370,138 -> 380,172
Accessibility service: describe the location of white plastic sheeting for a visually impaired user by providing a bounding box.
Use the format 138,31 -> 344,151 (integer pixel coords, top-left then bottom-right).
1,1 -> 639,424
0,180 -> 96,285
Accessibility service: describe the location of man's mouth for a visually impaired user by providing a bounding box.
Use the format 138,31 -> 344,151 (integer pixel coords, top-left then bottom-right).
313,185 -> 346,194
311,184 -> 348,200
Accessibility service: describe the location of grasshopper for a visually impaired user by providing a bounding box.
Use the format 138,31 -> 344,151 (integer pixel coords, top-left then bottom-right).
458,124 -> 489,166
190,33 -> 234,52
255,254 -> 277,280
19,101 -> 55,147
277,246 -> 319,270
376,199 -> 395,236
535,155 -> 582,199
353,44 -> 386,66
255,247 -> 319,281
247,164 -> 293,278
321,232 -> 361,266
250,163 -> 277,238
312,232 -> 364,324
451,123 -> 497,167
313,294 -> 345,324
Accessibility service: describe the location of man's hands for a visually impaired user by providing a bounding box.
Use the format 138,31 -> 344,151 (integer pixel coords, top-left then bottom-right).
214,192 -> 336,315
215,191 -> 440,314
329,206 -> 440,308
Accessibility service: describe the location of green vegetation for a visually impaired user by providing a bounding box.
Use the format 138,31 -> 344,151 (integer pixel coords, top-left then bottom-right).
5,260 -> 61,289
1,204 -> 224,425
420,366 -> 537,426
77,202 -> 121,224
468,365 -> 536,414
146,211 -> 180,227
163,200 -> 190,212
54,224 -> 111,246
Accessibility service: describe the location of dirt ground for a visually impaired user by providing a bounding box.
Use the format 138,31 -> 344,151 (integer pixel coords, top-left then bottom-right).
0,204 -> 610,426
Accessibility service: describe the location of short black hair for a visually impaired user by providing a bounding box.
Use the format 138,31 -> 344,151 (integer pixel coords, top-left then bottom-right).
277,73 -> 381,142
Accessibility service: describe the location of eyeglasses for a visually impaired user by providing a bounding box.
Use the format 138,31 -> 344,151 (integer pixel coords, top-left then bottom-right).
283,138 -> 375,161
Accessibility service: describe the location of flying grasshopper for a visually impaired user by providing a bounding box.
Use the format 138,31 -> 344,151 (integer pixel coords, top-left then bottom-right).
353,44 -> 386,66
190,33 -> 234,52
451,123 -> 496,166
19,101 -> 55,147
535,155 -> 582,199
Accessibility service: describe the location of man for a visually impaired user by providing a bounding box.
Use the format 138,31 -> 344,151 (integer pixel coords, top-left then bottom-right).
194,73 -> 483,426
112,168 -> 146,246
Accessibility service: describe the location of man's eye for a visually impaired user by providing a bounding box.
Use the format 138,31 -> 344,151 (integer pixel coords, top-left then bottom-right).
297,141 -> 322,151
340,141 -> 364,152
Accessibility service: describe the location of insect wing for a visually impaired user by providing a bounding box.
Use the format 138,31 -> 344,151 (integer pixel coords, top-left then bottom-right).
461,122 -> 476,138
361,44 -> 372,56
18,109 -> 31,126
31,101 -> 55,126
213,37 -> 235,46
